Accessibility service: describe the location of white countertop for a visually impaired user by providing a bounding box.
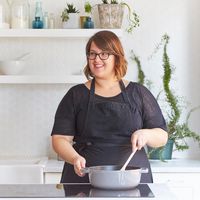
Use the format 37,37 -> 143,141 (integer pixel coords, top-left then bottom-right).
150,158 -> 200,172
0,183 -> 176,200
44,158 -> 200,173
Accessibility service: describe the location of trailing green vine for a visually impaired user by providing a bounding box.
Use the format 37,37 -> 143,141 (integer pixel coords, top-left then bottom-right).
130,51 -> 145,85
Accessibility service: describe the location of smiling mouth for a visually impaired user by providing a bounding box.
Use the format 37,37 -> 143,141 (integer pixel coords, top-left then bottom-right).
94,64 -> 104,69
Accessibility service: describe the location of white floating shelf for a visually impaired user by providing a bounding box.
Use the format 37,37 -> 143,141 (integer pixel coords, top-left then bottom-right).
0,29 -> 122,38
0,75 -> 86,84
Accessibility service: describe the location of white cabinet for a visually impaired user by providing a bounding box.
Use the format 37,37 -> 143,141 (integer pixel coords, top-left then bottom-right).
151,159 -> 200,200
44,172 -> 62,184
44,159 -> 63,183
153,172 -> 199,200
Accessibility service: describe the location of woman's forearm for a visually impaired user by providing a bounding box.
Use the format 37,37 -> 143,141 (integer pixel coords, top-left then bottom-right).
145,128 -> 168,148
131,128 -> 168,150
52,135 -> 80,165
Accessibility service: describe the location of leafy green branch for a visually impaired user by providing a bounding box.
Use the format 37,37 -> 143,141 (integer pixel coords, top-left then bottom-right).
131,34 -> 200,153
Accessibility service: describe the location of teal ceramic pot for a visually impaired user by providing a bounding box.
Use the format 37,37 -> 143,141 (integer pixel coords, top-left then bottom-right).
148,139 -> 174,160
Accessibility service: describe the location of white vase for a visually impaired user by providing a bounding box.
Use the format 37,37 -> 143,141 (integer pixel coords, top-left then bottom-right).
62,13 -> 79,29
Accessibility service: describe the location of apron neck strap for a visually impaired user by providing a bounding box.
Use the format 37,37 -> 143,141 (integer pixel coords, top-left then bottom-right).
89,78 -> 95,101
119,80 -> 132,105
90,78 -> 132,105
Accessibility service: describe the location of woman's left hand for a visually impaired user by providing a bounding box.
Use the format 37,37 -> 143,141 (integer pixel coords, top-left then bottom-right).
131,129 -> 149,151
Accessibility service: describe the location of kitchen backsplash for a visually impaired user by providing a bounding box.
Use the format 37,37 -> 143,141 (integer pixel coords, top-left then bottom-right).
0,84 -> 73,158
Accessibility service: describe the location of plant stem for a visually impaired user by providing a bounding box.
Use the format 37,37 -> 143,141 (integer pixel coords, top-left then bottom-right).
162,34 -> 180,137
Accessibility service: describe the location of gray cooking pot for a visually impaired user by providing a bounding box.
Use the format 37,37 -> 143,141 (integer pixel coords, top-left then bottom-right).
82,165 -> 148,190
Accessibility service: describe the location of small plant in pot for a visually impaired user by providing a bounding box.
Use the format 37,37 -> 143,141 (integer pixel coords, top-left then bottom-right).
98,0 -> 139,33
80,1 -> 94,29
131,34 -> 200,161
84,1 -> 92,15
61,3 -> 80,29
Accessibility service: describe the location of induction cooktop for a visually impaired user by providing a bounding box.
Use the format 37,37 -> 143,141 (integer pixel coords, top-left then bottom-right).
0,183 -> 154,198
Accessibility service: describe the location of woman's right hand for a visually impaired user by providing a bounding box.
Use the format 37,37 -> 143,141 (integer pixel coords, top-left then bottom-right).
72,155 -> 86,177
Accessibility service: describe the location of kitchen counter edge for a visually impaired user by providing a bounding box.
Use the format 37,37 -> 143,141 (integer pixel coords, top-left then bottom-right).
44,158 -> 200,173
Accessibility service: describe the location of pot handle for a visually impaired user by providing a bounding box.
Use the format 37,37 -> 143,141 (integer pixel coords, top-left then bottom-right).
80,167 -> 90,174
140,168 -> 148,173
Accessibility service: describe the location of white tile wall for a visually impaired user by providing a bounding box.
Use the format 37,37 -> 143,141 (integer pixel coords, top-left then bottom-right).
0,84 -> 73,158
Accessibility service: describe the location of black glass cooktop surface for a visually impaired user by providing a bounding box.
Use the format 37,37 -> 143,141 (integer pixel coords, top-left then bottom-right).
0,183 -> 154,198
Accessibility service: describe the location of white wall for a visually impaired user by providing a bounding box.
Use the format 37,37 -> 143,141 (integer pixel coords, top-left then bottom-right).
0,0 -> 199,159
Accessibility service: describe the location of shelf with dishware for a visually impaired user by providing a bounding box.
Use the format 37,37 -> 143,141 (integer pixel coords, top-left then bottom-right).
0,28 -> 122,84
0,29 -> 122,38
0,75 -> 86,84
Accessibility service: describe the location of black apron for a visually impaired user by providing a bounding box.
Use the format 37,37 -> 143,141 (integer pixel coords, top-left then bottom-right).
61,79 -> 153,183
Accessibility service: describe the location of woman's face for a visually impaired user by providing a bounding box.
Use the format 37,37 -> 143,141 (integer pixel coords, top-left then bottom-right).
88,42 -> 116,79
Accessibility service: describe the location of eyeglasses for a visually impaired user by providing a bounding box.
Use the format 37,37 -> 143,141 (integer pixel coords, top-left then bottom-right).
87,51 -> 111,60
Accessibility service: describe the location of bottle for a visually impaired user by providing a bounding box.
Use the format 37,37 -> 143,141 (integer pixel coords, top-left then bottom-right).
11,0 -> 30,29
83,17 -> 94,29
32,16 -> 43,29
32,1 -> 43,29
0,0 -> 10,28
49,13 -> 55,29
43,11 -> 49,29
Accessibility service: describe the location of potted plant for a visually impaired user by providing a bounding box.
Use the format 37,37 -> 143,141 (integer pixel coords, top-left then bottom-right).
97,0 -> 139,33
84,1 -> 92,16
61,3 -> 79,29
131,34 -> 200,161
79,1 -> 94,29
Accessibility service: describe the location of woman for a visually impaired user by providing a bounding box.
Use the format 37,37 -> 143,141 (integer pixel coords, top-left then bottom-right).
51,30 -> 168,183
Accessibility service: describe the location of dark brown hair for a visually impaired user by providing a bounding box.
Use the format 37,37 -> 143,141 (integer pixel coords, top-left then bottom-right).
84,30 -> 127,80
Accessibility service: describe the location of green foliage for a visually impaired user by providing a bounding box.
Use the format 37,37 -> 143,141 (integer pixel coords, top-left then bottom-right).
61,10 -> 69,22
61,3 -> 79,22
84,2 -> 92,14
121,2 -> 140,33
161,34 -> 200,151
130,51 -> 145,85
102,0 -> 109,3
111,0 -> 119,4
131,34 -> 200,154
65,3 -> 79,13
102,0 -> 118,3
162,34 -> 181,139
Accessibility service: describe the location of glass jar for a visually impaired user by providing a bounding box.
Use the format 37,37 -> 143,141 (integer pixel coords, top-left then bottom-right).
49,13 -> 55,29
43,11 -> 48,29
11,0 -> 30,29
0,0 -> 10,29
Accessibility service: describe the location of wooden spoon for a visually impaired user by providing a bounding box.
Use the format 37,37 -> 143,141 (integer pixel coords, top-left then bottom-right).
120,148 -> 137,171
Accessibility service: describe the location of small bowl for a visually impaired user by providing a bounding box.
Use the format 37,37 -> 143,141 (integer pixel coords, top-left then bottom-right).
0,60 -> 25,75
